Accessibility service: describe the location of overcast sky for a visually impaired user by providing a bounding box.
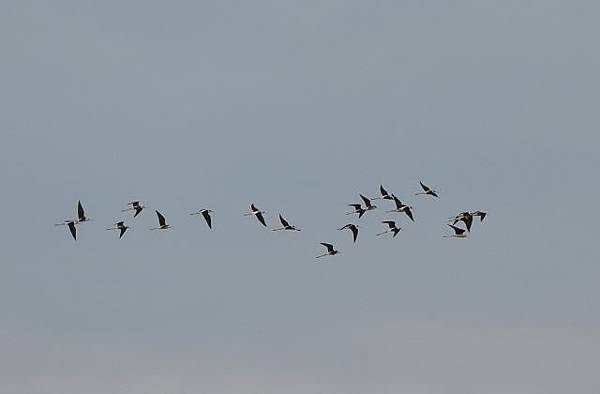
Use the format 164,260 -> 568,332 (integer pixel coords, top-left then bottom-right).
2,1 -> 599,393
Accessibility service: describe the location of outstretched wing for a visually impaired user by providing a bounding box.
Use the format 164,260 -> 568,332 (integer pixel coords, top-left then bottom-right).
360,194 -> 372,208
392,195 -> 403,210
156,210 -> 166,227
380,185 -> 389,197
320,243 -> 335,253
256,212 -> 267,227
68,221 -> 77,240
202,210 -> 212,229
404,207 -> 414,222
419,181 -> 430,192
119,226 -> 127,239
279,214 -> 290,228
382,220 -> 396,229
448,224 -> 466,235
77,201 -> 85,221
350,226 -> 358,242
134,206 -> 143,217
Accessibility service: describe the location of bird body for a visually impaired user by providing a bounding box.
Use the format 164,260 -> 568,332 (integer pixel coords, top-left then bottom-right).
190,209 -> 214,229
123,201 -> 146,218
272,214 -> 301,231
373,185 -> 393,200
107,221 -> 129,239
339,223 -> 359,242
415,181 -> 439,198
150,210 -> 171,230
376,220 -> 402,237
315,242 -> 340,258
244,204 -> 267,227
387,195 -> 414,221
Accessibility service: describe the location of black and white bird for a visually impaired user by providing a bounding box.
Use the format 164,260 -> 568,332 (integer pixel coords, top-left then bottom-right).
77,200 -> 91,223
244,204 -> 267,227
106,221 -> 130,239
150,210 -> 171,230
122,201 -> 146,218
445,224 -> 467,238
415,181 -> 439,198
315,243 -> 340,258
346,194 -> 376,218
190,209 -> 214,229
338,223 -> 359,243
450,212 -> 473,232
471,211 -> 487,222
272,214 -> 301,231
373,185 -> 394,201
55,219 -> 78,240
387,195 -> 414,222
376,220 -> 402,237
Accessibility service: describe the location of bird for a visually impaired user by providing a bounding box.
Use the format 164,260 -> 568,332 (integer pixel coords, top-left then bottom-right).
415,181 -> 439,198
272,214 -> 301,231
315,242 -> 340,258
346,203 -> 367,218
387,195 -> 414,222
346,194 -> 376,218
373,185 -> 394,201
376,220 -> 402,237
122,201 -> 146,218
244,204 -> 267,227
339,223 -> 359,243
450,212 -> 473,232
444,224 -> 467,238
106,221 -> 129,239
150,210 -> 171,230
55,219 -> 78,240
190,209 -> 213,229
77,200 -> 91,223
471,210 -> 487,222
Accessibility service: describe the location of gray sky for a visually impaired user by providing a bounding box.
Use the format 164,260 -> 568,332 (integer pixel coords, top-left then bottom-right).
2,1 -> 599,393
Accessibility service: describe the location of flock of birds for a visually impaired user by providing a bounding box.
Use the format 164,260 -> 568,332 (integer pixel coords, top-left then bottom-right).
54,181 -> 487,259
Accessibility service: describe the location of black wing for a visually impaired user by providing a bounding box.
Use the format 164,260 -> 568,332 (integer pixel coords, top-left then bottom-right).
202,210 -> 212,229
382,220 -> 396,229
350,226 -> 358,242
279,214 -> 290,228
251,203 -> 259,213
461,214 -> 473,231
77,201 -> 85,221
131,201 -> 140,207
360,194 -> 372,208
448,224 -> 466,235
349,203 -> 362,210
430,190 -> 440,198
420,181 -> 431,192
119,226 -> 127,239
256,212 -> 267,227
156,210 -> 166,227
380,185 -> 389,197
134,206 -> 143,217
68,221 -> 77,240
321,243 -> 335,252
392,195 -> 403,210
404,207 -> 414,222
116,221 -> 124,227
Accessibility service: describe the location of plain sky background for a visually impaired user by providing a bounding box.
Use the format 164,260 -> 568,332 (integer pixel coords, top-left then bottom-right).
1,1 -> 599,393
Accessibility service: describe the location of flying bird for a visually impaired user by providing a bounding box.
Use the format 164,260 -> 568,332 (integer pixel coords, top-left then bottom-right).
450,212 -> 473,232
190,209 -> 214,229
376,220 -> 402,237
387,195 -> 414,222
315,242 -> 340,258
415,181 -> 439,198
373,185 -> 394,200
338,223 -> 359,243
122,201 -> 146,218
244,204 -> 267,227
150,210 -> 171,230
272,214 -> 301,231
471,210 -> 487,222
77,200 -> 91,223
346,203 -> 366,218
106,221 -> 129,239
444,224 -> 467,238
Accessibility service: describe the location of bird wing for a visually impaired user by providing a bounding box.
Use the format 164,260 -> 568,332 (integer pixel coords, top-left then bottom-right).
321,243 -> 334,252
430,190 -> 439,198
116,221 -> 124,227
392,195 -> 403,209
404,207 -> 414,221
279,214 -> 290,228
360,194 -> 372,208
448,224 -> 465,235
251,203 -> 259,213
68,221 -> 77,240
339,224 -> 351,231
131,201 -> 140,207
349,204 -> 362,210
134,206 -> 143,217
420,181 -> 430,192
202,210 -> 212,229
77,201 -> 85,220
462,214 -> 473,231
119,226 -> 127,238
380,185 -> 389,197
256,212 -> 267,226
350,226 -> 358,242
156,210 -> 166,226
382,220 -> 396,229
